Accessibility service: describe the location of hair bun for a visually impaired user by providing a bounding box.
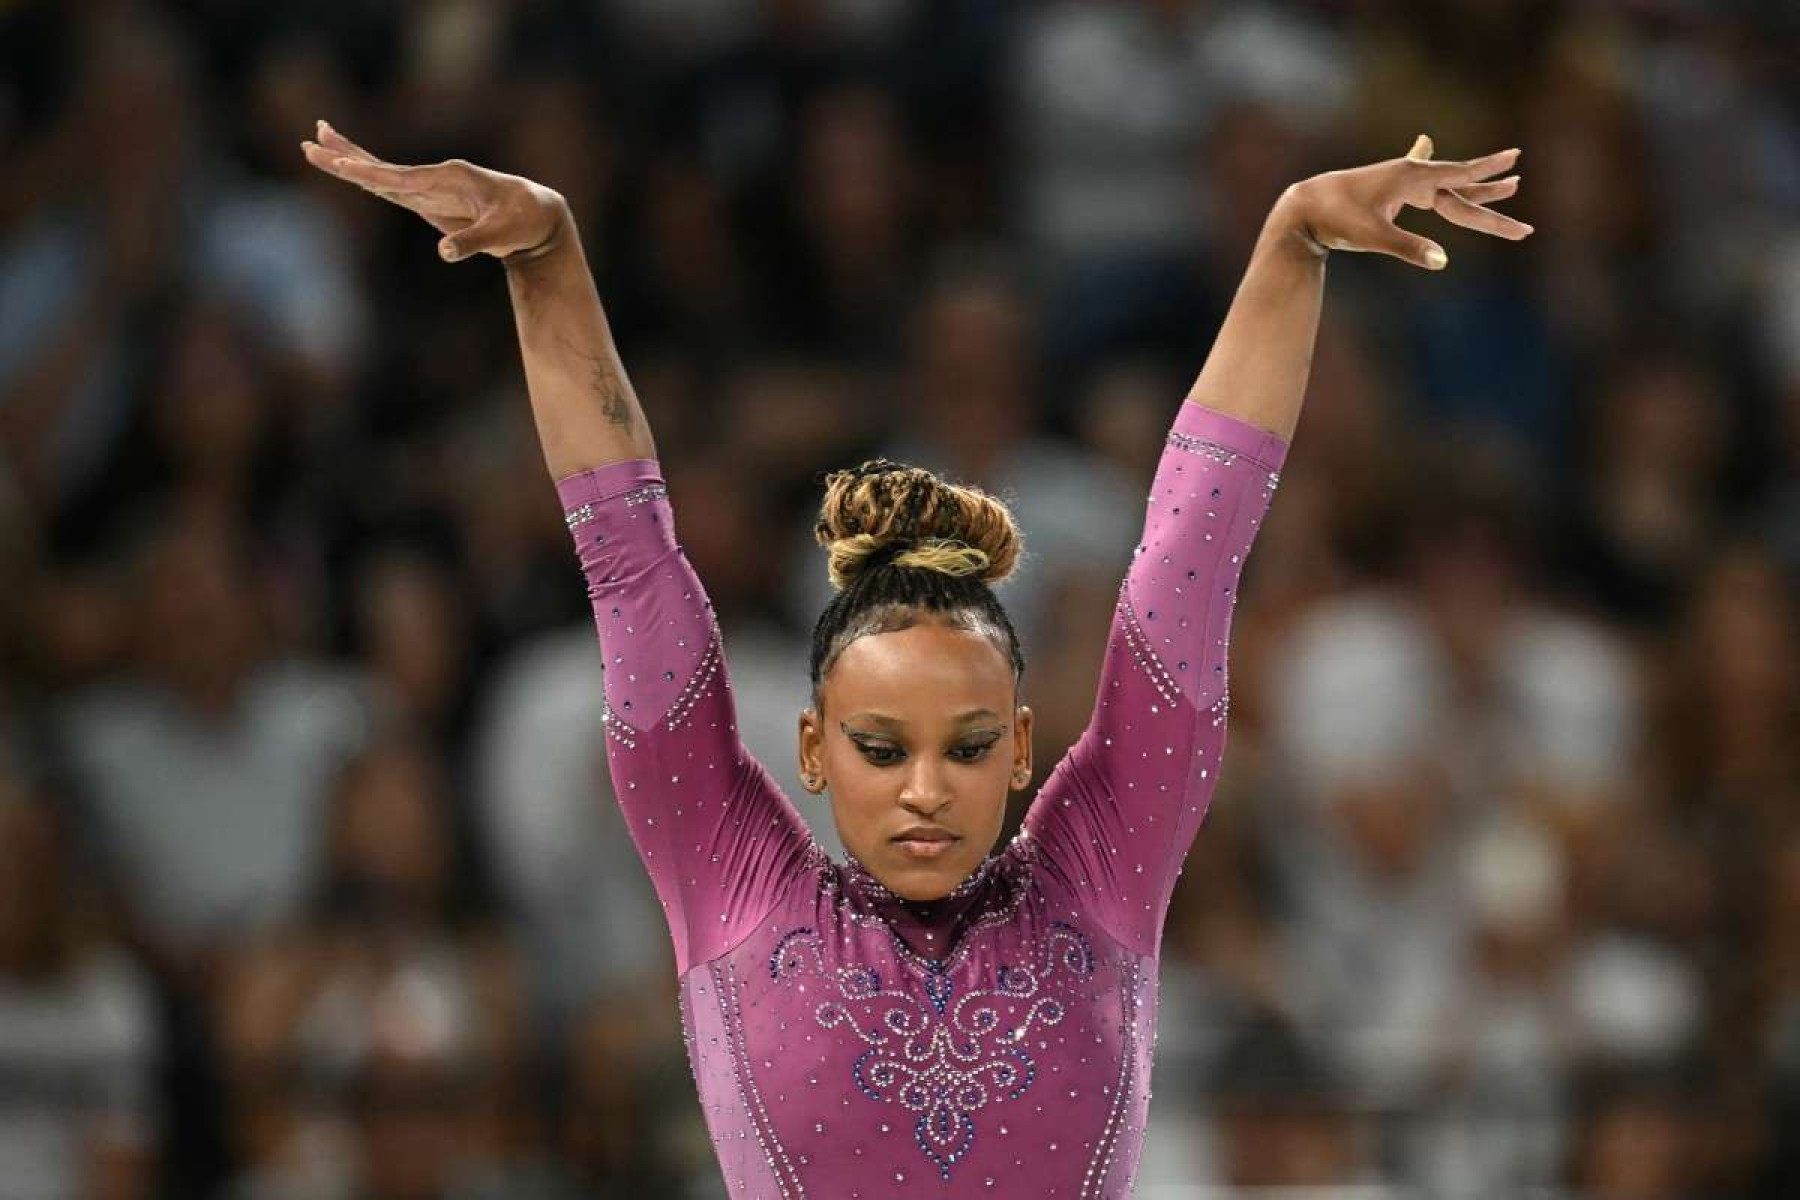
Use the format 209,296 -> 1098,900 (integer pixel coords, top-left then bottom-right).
814,458 -> 1023,592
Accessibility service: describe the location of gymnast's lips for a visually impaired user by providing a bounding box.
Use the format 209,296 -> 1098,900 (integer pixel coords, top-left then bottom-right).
892,825 -> 960,857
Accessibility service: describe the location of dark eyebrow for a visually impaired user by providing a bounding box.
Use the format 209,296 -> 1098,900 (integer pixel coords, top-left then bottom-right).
842,709 -> 1002,729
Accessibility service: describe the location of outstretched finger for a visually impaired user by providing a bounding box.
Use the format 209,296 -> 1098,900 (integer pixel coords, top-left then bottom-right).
336,156 -> 430,192
302,142 -> 429,193
1451,176 -> 1520,205
1431,146 -> 1521,188
1432,188 -> 1534,239
301,140 -> 352,181
316,120 -> 381,166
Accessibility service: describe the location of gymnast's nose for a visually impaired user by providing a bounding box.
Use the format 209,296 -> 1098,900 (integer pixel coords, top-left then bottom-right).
898,763 -> 953,818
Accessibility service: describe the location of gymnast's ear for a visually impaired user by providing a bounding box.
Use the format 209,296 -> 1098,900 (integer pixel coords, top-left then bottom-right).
1011,704 -> 1034,789
797,706 -> 825,795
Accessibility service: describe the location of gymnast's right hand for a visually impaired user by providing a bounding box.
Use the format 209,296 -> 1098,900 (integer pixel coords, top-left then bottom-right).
301,119 -> 570,264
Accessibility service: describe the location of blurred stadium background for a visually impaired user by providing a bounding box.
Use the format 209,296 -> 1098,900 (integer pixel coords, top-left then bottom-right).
1,0 -> 1798,1196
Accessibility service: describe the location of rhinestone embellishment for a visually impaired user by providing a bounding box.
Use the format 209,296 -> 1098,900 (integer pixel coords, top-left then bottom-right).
664,631 -> 722,730
1165,429 -> 1239,465
717,960 -> 806,1196
821,848 -> 1034,976
599,693 -> 639,749
1116,583 -> 1182,708
1080,958 -> 1141,1198
770,921 -> 1096,1180
621,482 -> 669,507
601,625 -> 722,747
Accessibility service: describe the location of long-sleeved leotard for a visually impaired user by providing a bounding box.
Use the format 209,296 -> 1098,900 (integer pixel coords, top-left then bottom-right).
557,400 -> 1287,1198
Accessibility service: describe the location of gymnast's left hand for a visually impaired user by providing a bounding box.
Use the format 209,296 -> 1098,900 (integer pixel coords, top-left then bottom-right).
1280,134 -> 1533,272
300,119 -> 569,263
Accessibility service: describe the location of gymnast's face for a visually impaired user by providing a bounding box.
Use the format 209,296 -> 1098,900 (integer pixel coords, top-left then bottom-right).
799,620 -> 1032,902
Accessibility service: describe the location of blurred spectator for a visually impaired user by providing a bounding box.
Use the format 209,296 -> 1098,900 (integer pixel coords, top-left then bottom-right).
1407,819 -> 1573,1198
544,988 -> 717,1196
1629,7 -> 1800,329
1648,542 -> 1800,825
0,769 -> 162,1200
1766,837 -> 1800,1073
1394,439 -> 1642,815
0,14 -> 202,519
1514,28 -> 1657,362
1261,435 -> 1642,1109
217,733 -> 528,1199
435,394 -> 596,651
757,82 -> 921,359
1011,0 -> 1347,269
0,10 -> 365,528
1261,589 -> 1471,1103
1566,1066 -> 1703,1200
1556,339 -> 1736,629
1206,1016 -> 1372,1189
349,544 -> 478,750
610,147 -> 757,356
56,505 -> 372,981
1757,230 -> 1800,577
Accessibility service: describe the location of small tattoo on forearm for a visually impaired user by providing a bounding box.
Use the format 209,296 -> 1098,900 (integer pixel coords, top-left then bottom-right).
594,362 -> 633,429
554,332 -> 635,430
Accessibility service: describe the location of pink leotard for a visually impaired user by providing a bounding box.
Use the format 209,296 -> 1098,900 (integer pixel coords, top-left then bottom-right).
556,400 -> 1288,1197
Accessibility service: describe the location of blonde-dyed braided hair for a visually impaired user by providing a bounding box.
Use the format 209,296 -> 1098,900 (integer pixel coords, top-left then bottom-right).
807,459 -> 1027,713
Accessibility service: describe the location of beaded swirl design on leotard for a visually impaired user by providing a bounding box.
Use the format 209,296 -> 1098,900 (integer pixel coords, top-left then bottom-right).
769,920 -> 1097,1179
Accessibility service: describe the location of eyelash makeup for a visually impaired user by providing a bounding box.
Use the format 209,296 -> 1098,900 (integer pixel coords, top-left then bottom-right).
853,738 -> 1000,767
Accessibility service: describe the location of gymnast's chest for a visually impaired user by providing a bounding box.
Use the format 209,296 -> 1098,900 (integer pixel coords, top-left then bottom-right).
681,895 -> 1147,1188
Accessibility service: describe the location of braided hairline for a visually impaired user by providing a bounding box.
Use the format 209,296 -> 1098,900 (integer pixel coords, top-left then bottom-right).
808,573 -> 1026,716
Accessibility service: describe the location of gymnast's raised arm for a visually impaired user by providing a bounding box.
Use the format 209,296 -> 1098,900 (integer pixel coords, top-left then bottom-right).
302,121 -> 814,975
302,119 -> 652,478
1024,136 -> 1532,953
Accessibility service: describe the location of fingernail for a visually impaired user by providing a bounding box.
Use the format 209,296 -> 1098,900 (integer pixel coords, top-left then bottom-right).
440,239 -> 459,261
1426,246 -> 1448,270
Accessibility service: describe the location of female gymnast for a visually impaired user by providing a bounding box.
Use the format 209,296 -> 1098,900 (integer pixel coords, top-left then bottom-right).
303,122 -> 1530,1197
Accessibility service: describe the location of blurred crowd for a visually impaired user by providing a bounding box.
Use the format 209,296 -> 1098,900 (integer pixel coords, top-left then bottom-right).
1,0 -> 1797,1196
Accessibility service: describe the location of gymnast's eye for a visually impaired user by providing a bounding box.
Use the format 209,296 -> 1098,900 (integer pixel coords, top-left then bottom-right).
857,742 -> 903,765
950,740 -> 998,763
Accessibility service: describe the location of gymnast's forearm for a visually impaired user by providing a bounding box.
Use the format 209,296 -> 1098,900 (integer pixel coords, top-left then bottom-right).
1183,185 -> 1325,445
502,204 -> 659,480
